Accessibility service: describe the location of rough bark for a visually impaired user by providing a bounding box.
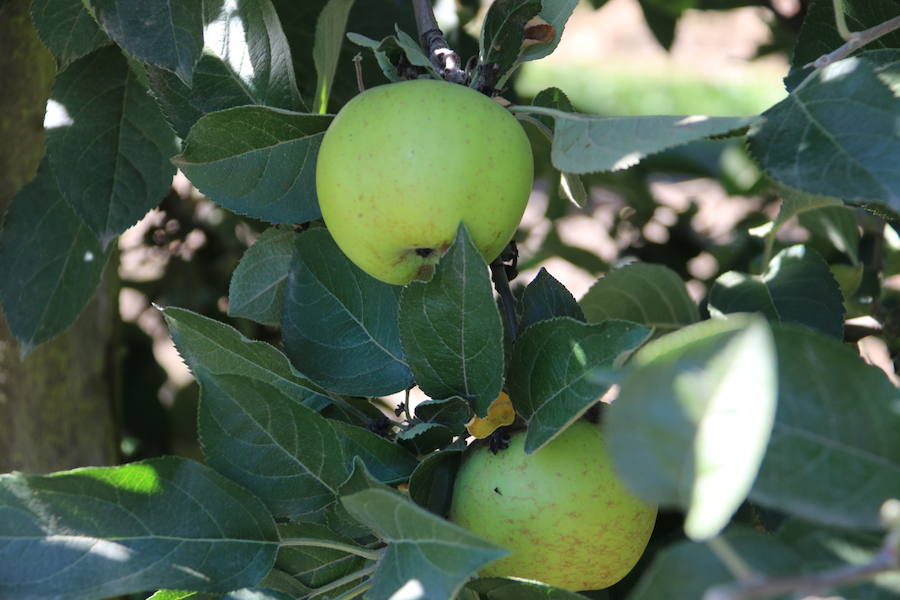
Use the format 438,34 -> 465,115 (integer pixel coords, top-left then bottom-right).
0,0 -> 119,473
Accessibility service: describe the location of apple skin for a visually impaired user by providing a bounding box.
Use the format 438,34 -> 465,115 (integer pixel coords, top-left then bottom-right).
448,421 -> 657,591
315,79 -> 533,285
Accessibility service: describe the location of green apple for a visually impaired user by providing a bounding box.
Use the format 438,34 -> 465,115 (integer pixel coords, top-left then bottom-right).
315,79 -> 533,285
449,421 -> 657,591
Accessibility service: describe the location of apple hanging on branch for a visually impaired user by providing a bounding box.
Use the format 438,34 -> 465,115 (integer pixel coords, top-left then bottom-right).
450,421 -> 658,591
315,78 -> 534,285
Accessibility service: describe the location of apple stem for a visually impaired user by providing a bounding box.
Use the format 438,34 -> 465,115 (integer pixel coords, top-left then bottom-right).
411,0 -> 467,84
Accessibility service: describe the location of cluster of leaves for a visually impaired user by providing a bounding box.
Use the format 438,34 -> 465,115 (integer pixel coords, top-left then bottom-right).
1,0 -> 900,600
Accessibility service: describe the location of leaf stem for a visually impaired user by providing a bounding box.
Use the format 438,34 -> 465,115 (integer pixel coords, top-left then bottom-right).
804,14 -> 900,69
707,536 -> 758,582
333,580 -> 373,600
303,565 -> 377,599
411,0 -> 466,84
832,0 -> 851,40
280,538 -> 384,561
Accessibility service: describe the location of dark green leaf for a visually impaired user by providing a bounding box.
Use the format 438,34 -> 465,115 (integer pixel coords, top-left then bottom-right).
520,267 -> 585,332
228,227 -> 296,326
466,577 -> 588,599
515,106 -> 755,174
0,457 -> 278,600
313,0 -> 356,112
330,420 -> 418,484
275,522 -> 365,589
785,0 -> 900,90
46,46 -> 178,246
281,227 -> 413,396
749,55 -> 900,208
752,326 -> 900,529
396,422 -> 454,455
147,0 -> 305,139
408,445 -> 464,517
399,225 -> 504,417
163,306 -> 331,410
88,0 -> 203,84
196,371 -> 349,520
414,397 -> 473,436
472,0 -> 541,91
173,107 -> 331,224
637,0 -> 682,50
709,245 -> 845,338
0,160 -> 111,353
509,317 -> 651,453
628,527 -> 802,600
31,0 -> 109,67
339,459 -> 507,600
580,262 -> 698,331
606,316 -> 777,540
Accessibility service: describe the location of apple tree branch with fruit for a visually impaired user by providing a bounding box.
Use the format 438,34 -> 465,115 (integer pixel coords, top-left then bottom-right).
1,0 -> 899,599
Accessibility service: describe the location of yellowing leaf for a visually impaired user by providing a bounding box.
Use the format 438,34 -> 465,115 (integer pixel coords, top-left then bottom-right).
466,393 -> 516,438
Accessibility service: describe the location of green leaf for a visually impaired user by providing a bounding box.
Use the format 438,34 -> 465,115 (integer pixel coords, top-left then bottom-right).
637,0 -> 682,50
31,0 -> 109,67
0,160 -> 111,353
414,397 -> 473,436
330,420 -> 418,484
281,227 -> 413,396
605,316 -> 777,540
530,87 -> 587,206
275,522 -> 365,589
509,317 -> 651,453
228,227 -> 296,326
579,262 -> 699,331
399,225 -> 505,417
514,105 -> 756,174
196,371 -> 349,520
628,527 -> 802,600
408,445 -> 464,517
347,28 -> 438,83
87,0 -> 203,84
162,306 -> 331,411
313,0 -> 355,112
339,459 -> 507,600
0,457 -> 279,600
749,55 -> 900,208
799,205 -> 860,265
396,422 -> 454,455
751,326 -> 900,530
709,245 -> 845,338
518,0 -> 579,63
785,1 -> 900,90
147,0 -> 306,139
173,107 -> 331,224
471,0 -> 542,91
148,589 -> 296,600
466,577 -> 589,599
46,46 -> 178,246
519,267 -> 585,332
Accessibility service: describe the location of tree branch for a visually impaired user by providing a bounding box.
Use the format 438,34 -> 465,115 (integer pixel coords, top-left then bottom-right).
411,0 -> 466,84
704,503 -> 900,600
804,14 -> 900,69
490,241 -> 520,344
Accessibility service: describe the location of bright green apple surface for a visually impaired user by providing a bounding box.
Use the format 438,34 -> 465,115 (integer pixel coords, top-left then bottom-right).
315,79 -> 533,285
449,421 -> 657,591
